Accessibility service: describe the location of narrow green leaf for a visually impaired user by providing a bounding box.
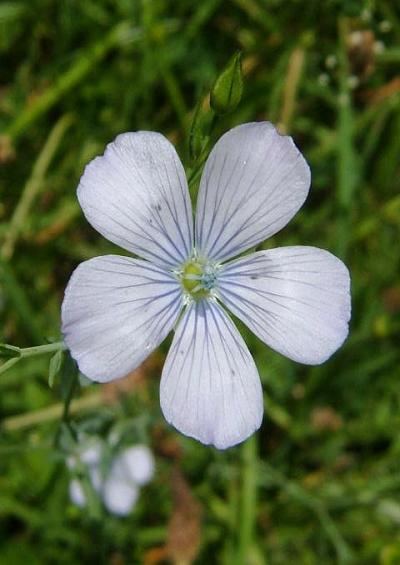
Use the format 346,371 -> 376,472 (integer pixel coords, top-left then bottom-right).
0,344 -> 21,359
48,349 -> 64,389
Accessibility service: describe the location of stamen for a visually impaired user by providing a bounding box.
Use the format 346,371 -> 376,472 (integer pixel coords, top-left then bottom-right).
179,257 -> 219,300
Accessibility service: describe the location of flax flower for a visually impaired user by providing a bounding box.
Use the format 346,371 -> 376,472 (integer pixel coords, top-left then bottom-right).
62,123 -> 351,449
69,442 -> 154,516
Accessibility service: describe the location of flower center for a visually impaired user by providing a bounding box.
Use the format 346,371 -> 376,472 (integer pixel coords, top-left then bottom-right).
180,259 -> 218,300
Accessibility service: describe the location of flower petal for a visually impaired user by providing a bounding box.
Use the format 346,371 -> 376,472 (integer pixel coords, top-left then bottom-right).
78,132 -> 193,268
195,122 -> 310,262
218,247 -> 351,365
69,479 -> 86,508
62,255 -> 183,382
114,445 -> 155,486
102,476 -> 139,516
160,299 -> 263,449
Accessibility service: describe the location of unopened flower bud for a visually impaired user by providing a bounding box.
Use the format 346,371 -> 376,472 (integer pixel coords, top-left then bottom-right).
210,52 -> 243,115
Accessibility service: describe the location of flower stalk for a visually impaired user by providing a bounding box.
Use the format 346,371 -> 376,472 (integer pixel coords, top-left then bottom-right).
237,435 -> 258,564
0,341 -> 66,375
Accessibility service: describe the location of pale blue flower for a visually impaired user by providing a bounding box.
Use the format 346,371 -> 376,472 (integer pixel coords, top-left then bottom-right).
62,123 -> 351,449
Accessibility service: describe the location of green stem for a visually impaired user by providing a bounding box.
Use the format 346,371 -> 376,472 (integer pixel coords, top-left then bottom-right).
237,436 -> 258,564
336,18 -> 357,258
53,360 -> 80,446
224,474 -> 239,564
62,370 -> 78,422
0,342 -> 66,375
187,122 -> 215,189
20,342 -> 66,358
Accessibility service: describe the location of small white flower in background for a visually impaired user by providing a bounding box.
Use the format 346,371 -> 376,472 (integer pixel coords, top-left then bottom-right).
68,442 -> 154,516
62,122 -> 351,449
68,439 -> 102,508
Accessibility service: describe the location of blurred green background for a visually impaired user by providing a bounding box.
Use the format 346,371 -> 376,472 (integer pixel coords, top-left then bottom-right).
1,1 -> 400,563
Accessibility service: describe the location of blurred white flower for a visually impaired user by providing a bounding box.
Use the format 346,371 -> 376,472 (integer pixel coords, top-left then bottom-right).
68,442 -> 154,516
62,122 -> 351,449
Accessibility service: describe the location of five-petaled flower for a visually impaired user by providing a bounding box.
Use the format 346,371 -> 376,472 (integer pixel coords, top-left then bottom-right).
62,122 -> 351,449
